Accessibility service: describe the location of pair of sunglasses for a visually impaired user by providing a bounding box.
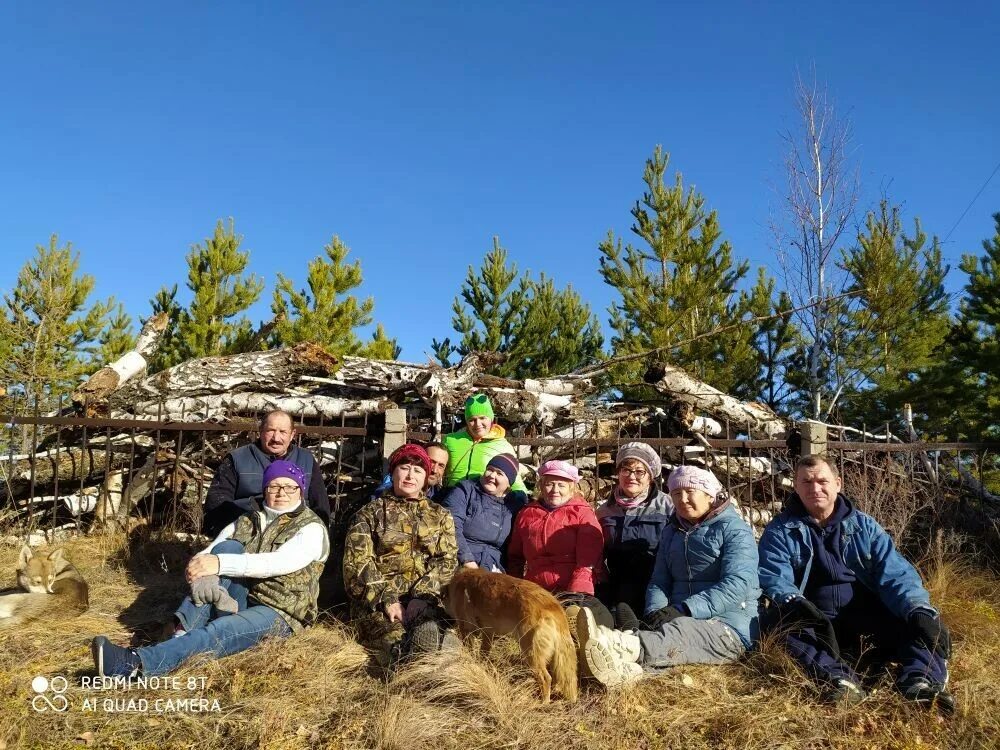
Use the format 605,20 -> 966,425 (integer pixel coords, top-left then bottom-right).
465,394 -> 489,406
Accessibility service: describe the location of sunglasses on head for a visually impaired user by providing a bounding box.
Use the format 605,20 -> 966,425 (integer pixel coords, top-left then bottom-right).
465,394 -> 489,406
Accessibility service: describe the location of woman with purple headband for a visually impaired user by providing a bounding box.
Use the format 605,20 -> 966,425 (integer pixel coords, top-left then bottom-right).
576,464 -> 761,687
91,460 -> 330,678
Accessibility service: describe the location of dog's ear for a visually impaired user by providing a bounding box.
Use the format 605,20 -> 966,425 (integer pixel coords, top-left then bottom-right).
47,548 -> 68,565
17,545 -> 33,571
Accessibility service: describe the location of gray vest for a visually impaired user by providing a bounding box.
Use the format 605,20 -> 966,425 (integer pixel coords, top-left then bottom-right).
231,443 -> 316,505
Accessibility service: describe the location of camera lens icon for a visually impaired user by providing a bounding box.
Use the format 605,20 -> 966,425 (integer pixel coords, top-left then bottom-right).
31,675 -> 69,712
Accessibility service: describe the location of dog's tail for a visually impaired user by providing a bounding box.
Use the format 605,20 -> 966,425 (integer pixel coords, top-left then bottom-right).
548,616 -> 579,703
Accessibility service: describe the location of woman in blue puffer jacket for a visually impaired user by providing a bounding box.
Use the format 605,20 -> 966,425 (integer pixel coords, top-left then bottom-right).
438,453 -> 527,572
576,465 -> 761,688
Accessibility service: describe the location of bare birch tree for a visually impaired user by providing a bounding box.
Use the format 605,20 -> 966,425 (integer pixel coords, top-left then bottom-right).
772,71 -> 860,418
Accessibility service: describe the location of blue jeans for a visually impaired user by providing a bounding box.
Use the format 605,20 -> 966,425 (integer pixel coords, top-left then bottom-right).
135,541 -> 292,676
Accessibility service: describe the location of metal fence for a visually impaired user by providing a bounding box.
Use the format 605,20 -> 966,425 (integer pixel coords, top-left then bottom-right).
0,396 -> 386,543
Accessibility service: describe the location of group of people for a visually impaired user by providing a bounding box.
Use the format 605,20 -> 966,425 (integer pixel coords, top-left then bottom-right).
90,396 -> 955,714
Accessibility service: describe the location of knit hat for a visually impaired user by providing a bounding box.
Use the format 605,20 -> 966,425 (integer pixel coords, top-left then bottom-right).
388,443 -> 432,476
464,393 -> 495,421
485,453 -> 519,486
615,442 -> 662,479
667,465 -> 723,499
262,460 -> 308,495
537,460 -> 581,483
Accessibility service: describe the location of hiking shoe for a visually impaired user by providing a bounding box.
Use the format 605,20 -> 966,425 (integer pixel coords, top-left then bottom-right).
614,603 -> 642,632
825,678 -> 867,705
564,605 -> 581,647
578,607 -> 643,688
91,636 -> 142,678
900,677 -> 956,715
409,620 -> 442,654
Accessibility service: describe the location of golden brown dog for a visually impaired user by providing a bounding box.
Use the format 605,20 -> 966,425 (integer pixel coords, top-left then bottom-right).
442,568 -> 577,703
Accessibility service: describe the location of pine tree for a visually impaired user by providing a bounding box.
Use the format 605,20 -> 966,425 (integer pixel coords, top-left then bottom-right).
599,146 -> 760,395
834,202 -> 950,423
176,219 -> 264,360
913,213 -> 1000,439
0,235 -> 115,408
435,237 -> 603,377
271,235 -> 399,358
746,271 -> 797,410
147,284 -> 184,371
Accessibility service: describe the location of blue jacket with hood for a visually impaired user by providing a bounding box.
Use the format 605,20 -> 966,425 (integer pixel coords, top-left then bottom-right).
757,493 -> 934,619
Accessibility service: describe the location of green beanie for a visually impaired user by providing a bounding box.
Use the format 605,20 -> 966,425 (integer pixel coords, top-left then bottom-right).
464,393 -> 495,421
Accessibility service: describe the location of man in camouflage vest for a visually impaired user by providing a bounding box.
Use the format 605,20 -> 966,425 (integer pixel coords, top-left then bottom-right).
343,444 -> 459,667
92,461 -> 330,677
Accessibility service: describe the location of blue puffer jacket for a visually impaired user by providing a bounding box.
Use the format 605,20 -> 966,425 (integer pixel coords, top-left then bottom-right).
597,488 -> 672,599
438,479 -> 527,572
645,502 -> 761,647
758,494 -> 933,619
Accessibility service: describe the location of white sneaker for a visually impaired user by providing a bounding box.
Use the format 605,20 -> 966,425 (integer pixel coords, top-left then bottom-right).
577,608 -> 643,688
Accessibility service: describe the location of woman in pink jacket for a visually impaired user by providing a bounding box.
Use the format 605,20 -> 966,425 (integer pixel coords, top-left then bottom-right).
507,460 -> 613,628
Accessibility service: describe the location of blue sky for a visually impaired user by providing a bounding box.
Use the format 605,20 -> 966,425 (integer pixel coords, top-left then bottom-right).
2,2 -> 998,361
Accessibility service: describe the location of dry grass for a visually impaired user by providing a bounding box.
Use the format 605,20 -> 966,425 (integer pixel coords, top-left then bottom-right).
1,533 -> 999,750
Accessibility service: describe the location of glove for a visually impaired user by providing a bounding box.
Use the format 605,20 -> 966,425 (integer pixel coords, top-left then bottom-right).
778,596 -> 840,660
191,574 -> 239,613
909,610 -> 951,659
643,606 -> 686,630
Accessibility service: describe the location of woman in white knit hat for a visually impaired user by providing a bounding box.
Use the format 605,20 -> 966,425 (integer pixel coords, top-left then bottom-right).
595,442 -> 673,623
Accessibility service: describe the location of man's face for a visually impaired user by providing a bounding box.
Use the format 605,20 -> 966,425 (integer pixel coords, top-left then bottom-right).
426,447 -> 449,487
794,461 -> 842,525
260,413 -> 295,457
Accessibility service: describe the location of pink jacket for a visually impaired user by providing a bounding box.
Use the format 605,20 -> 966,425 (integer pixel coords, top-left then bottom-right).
506,496 -> 604,595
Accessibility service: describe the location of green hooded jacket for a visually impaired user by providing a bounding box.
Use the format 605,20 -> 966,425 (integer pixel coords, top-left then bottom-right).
441,423 -> 526,492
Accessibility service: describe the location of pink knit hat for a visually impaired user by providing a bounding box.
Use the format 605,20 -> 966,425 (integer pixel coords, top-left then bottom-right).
537,460 -> 581,482
667,465 -> 723,498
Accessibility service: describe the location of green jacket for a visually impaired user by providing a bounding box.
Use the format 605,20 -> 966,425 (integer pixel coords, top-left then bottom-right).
442,424 -> 526,492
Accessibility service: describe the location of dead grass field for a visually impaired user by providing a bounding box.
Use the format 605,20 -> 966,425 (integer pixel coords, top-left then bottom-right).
1,531 -> 998,750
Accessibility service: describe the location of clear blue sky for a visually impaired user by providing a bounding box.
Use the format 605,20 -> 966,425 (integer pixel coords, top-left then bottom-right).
2,2 -> 998,361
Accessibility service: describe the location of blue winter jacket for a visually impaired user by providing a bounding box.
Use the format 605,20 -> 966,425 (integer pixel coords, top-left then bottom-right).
438,479 -> 527,572
758,493 -> 933,620
645,502 -> 761,647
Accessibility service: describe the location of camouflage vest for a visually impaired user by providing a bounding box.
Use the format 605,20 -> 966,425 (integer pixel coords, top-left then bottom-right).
231,503 -> 328,632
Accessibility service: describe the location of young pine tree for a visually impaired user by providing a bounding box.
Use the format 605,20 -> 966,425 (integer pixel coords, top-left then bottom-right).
271,235 -> 399,358
0,236 -> 115,408
434,237 -> 603,377
835,202 -> 950,423
176,219 -> 264,361
599,146 -> 761,395
96,302 -> 136,365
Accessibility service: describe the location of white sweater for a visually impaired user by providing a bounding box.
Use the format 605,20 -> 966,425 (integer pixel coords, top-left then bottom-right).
198,505 -> 329,579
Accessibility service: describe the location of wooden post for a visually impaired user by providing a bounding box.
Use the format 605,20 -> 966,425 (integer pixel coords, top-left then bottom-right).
383,408 -> 407,470
800,421 -> 828,457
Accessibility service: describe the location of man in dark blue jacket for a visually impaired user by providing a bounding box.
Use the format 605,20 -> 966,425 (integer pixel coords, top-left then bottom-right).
203,410 -> 330,537
758,455 -> 954,712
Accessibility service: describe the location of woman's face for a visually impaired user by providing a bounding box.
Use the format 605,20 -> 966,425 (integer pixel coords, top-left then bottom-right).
467,415 -> 493,441
670,486 -> 715,522
617,459 -> 652,498
540,476 -> 575,507
392,461 -> 427,499
480,466 -> 510,497
264,479 -> 302,512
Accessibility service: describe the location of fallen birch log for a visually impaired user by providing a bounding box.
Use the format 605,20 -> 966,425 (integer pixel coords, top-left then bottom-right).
126,393 -> 391,421
111,342 -> 339,410
644,363 -> 787,438
73,312 -> 169,411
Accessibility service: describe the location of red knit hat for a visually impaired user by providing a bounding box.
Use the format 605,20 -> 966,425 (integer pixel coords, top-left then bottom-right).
388,443 -> 432,475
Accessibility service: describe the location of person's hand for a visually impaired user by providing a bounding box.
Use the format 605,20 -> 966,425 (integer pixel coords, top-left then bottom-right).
385,602 -> 404,623
404,599 -> 429,625
462,561 -> 479,569
779,596 -> 841,659
644,606 -> 686,630
910,610 -> 952,659
186,554 -> 220,583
